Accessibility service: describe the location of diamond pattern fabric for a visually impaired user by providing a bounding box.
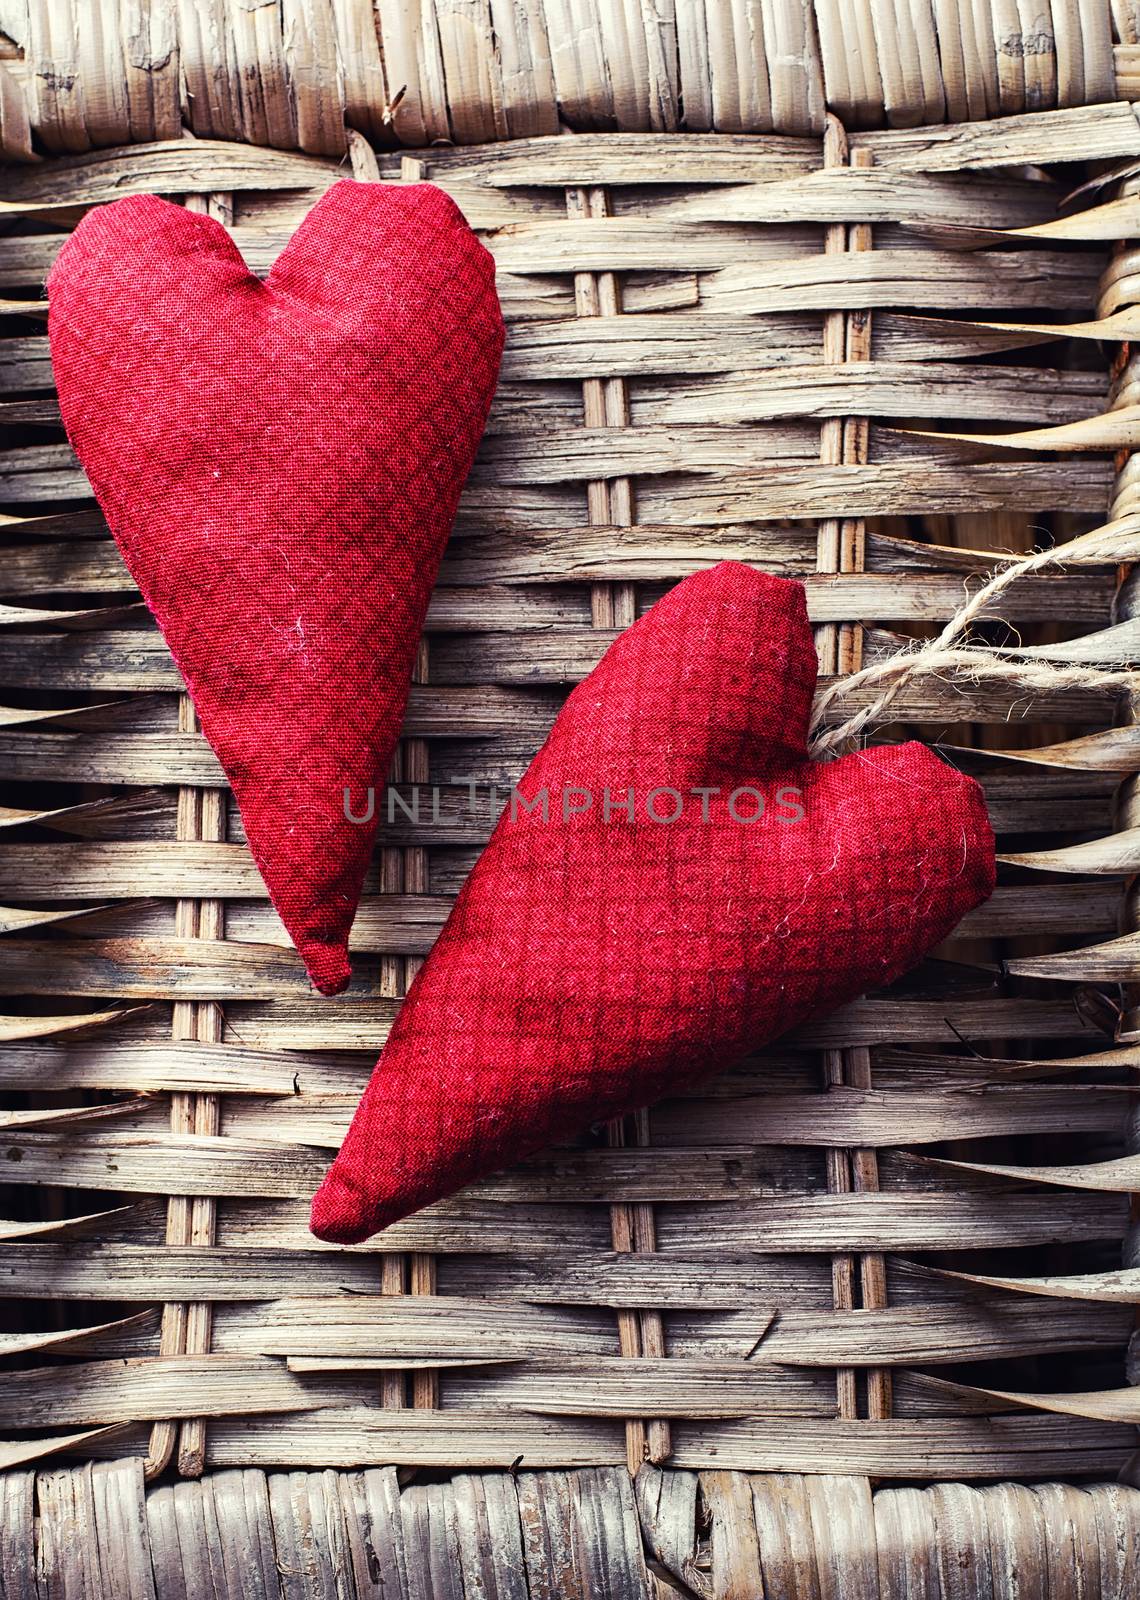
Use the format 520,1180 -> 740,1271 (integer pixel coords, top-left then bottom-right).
48,181 -> 504,994
311,563 -> 996,1242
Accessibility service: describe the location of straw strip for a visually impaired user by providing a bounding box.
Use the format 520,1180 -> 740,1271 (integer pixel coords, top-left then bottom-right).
0,7 -> 1137,157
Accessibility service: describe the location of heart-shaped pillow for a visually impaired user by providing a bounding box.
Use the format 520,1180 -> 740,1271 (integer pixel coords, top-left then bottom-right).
311,562 -> 995,1242
48,182 -> 504,994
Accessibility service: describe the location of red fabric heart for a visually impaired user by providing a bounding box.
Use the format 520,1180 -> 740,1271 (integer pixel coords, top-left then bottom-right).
311,563 -> 995,1242
48,182 -> 504,994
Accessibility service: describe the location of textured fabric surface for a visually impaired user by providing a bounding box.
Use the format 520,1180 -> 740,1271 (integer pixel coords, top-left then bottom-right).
48,181 -> 504,994
311,562 -> 996,1242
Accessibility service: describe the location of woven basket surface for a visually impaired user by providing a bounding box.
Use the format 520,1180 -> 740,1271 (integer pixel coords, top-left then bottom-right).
1,105 -> 1140,1552
0,0 -> 1136,154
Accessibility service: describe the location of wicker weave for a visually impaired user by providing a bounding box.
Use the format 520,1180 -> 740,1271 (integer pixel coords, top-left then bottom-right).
0,0 -> 1134,158
3,1458 -> 1139,1597
4,68 -> 1140,1599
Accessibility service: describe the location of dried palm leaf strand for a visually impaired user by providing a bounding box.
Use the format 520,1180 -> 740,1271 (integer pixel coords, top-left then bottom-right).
142,190 -> 235,1484
1097,172 -> 1140,1489
846,137 -> 891,1425
144,694 -> 222,1482
813,116 -> 890,1424
566,174 -> 670,1472
1,6 -> 1138,156
815,114 -> 860,1425
363,143 -> 440,1419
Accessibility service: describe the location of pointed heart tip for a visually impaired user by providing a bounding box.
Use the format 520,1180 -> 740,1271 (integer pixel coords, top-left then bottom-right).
309,1167 -> 378,1244
301,944 -> 353,998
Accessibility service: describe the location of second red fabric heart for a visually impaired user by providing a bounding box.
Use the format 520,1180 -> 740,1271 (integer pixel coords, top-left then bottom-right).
311,562 -> 995,1243
48,181 -> 504,995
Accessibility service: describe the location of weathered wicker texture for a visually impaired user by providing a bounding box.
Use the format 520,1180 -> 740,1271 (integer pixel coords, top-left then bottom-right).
2,105 -> 1140,1489
2,1459 -> 1139,1599
0,0 -> 1132,160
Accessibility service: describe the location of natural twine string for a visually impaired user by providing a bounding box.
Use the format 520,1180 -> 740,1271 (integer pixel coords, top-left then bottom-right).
807,515 -> 1140,757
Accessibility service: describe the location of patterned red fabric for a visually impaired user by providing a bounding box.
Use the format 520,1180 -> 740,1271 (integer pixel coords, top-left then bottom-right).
48,182 -> 504,995
311,563 -> 995,1242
